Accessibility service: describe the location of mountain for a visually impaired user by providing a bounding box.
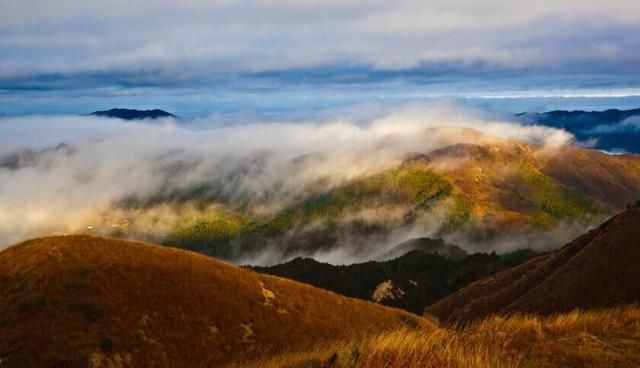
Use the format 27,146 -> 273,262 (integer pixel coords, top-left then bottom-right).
76,127 -> 640,263
425,202 -> 640,324
540,145 -> 640,208
518,108 -> 640,153
196,131 -> 640,259
0,235 -> 431,367
253,244 -> 537,314
90,108 -> 176,120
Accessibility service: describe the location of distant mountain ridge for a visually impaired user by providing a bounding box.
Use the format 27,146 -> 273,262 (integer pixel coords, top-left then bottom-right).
518,107 -> 640,129
517,107 -> 640,153
90,108 -> 175,120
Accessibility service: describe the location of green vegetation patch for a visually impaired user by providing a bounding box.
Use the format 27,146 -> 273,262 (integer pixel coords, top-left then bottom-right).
443,196 -> 473,230
517,163 -> 599,226
466,161 -> 603,229
166,163 -> 454,258
276,162 -> 453,227
236,163 -> 452,249
164,210 -> 250,258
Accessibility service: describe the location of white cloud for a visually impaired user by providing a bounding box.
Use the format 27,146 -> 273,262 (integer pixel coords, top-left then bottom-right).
0,102 -> 574,248
587,116 -> 640,134
1,1 -> 639,75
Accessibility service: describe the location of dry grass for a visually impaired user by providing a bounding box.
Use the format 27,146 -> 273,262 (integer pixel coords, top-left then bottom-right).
3,235 -> 640,367
427,203 -> 640,324
238,306 -> 640,368
0,235 -> 432,367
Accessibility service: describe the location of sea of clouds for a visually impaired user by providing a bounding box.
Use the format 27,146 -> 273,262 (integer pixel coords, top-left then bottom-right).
0,102 -> 578,260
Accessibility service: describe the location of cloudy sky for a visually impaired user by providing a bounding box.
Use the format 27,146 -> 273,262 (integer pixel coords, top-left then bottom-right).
1,0 -> 640,115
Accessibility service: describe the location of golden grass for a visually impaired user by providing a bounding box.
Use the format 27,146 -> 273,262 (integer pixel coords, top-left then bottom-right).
4,235 -> 640,367
238,306 -> 640,368
0,235 -> 432,367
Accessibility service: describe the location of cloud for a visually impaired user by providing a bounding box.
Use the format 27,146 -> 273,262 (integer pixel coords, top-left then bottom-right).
587,116 -> 640,134
1,0 -> 640,84
0,102 -> 575,249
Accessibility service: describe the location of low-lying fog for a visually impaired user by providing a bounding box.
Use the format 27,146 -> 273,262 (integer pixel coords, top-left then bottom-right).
0,102 -> 589,264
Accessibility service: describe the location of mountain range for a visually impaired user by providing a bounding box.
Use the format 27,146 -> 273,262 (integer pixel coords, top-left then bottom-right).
160,127 -> 640,262
518,107 -> 640,153
2,121 -> 639,266
90,106 -> 640,154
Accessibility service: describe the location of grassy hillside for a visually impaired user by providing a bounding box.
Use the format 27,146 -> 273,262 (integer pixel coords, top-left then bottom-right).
90,129 -> 640,261
424,142 -> 603,234
2,230 -> 639,367
163,208 -> 249,258
165,160 -> 453,258
541,146 -> 640,208
239,306 -> 640,368
237,160 -> 453,255
163,140 -> 617,259
0,235 -> 432,367
426,202 -> 640,324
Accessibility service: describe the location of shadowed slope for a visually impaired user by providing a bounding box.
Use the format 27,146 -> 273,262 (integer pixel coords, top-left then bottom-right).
0,235 -> 431,367
426,203 -> 640,323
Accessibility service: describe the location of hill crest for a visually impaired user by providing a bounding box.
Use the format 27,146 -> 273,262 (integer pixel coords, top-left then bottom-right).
0,235 -> 430,367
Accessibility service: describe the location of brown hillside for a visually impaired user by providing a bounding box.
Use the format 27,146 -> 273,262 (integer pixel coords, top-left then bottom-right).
541,147 -> 640,209
426,203 -> 640,323
425,136 -> 640,214
0,235 -> 431,367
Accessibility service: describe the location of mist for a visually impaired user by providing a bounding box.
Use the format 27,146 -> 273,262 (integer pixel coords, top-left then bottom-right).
0,102 -> 581,261
238,205 -> 604,267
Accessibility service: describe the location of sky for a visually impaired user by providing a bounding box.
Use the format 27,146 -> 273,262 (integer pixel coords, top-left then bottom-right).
1,0 -> 640,116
